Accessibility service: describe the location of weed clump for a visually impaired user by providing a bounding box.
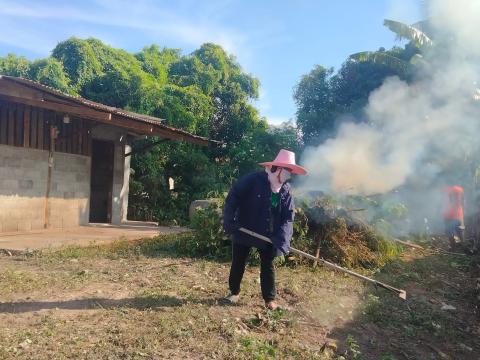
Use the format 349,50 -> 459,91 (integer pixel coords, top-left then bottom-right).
294,195 -> 402,269
178,198 -> 231,260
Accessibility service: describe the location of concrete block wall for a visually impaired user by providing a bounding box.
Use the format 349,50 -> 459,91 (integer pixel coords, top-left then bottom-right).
49,152 -> 90,228
0,144 -> 90,232
0,145 -> 48,232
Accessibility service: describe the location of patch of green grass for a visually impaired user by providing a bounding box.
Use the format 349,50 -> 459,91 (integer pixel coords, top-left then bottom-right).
0,268 -> 53,293
345,334 -> 364,359
362,289 -> 453,338
238,337 -> 278,359
36,232 -> 192,262
132,290 -> 184,309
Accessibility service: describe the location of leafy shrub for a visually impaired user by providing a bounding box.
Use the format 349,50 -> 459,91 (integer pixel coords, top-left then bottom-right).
176,199 -> 231,259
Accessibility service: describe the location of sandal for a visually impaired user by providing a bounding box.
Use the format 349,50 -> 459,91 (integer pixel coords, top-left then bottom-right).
224,293 -> 240,304
265,301 -> 279,310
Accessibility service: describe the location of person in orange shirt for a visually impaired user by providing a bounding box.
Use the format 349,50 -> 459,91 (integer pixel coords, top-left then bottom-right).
472,195 -> 480,253
443,185 -> 465,250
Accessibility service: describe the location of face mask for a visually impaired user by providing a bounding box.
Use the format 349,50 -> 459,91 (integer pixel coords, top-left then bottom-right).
266,167 -> 291,193
279,168 -> 291,183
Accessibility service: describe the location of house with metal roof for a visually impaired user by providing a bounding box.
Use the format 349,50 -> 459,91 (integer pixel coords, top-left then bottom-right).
0,75 -> 210,232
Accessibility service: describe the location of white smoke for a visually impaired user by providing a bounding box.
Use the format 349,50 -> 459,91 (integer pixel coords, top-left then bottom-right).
299,0 -> 480,198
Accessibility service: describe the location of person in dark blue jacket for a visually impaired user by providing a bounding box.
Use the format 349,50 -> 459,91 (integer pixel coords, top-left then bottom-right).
223,149 -> 307,310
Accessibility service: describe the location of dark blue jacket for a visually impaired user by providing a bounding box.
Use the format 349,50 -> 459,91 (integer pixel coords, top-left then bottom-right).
223,171 -> 295,256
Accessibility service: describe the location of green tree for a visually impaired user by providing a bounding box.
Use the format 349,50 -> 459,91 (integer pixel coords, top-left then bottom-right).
170,43 -> 261,145
135,45 -> 180,84
52,37 -> 103,91
29,58 -> 72,93
0,54 -> 31,77
332,47 -> 412,112
53,37 -> 156,109
294,22 -> 417,145
293,66 -> 338,144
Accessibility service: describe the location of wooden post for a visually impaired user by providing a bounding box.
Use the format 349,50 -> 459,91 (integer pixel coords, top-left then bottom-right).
7,107 -> 14,145
0,106 -> 7,144
313,247 -> 321,268
38,109 -> 44,150
15,105 -> 23,146
313,232 -> 322,268
44,125 -> 56,229
23,106 -> 30,147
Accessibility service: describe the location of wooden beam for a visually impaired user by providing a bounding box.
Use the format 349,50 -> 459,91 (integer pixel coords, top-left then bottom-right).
37,109 -> 44,150
0,79 -> 44,101
44,110 -> 55,151
23,105 -> 30,147
72,119 -> 78,154
125,138 -> 170,157
15,105 -> 23,146
77,119 -> 83,154
0,105 -> 7,144
0,89 -> 209,146
83,120 -> 88,155
30,108 -> 38,148
85,120 -> 92,156
0,94 -> 112,123
110,114 -> 208,145
7,107 -> 14,146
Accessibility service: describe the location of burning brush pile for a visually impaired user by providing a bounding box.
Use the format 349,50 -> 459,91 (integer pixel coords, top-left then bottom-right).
293,194 -> 403,269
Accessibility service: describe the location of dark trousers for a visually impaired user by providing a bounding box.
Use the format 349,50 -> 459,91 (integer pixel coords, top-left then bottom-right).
445,219 -> 464,248
229,243 -> 276,301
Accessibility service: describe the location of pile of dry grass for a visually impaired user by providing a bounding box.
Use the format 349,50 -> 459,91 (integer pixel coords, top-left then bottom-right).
295,197 -> 401,269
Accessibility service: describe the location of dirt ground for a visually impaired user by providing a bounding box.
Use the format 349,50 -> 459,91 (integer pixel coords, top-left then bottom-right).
0,221 -> 183,251
0,235 -> 479,359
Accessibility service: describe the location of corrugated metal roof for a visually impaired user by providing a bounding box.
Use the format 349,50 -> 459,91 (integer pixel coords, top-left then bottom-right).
0,75 -> 212,145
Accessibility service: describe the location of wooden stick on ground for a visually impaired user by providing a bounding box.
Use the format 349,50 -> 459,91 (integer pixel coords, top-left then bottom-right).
392,238 -> 425,250
392,238 -> 467,256
239,227 -> 407,300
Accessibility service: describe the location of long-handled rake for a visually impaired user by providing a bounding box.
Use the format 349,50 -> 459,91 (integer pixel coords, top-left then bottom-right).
239,227 -> 407,300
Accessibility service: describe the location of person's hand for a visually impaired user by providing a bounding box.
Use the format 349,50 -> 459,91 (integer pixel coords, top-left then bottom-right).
270,238 -> 289,256
224,221 -> 240,234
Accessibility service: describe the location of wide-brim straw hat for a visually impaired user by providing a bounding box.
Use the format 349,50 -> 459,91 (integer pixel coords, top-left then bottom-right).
259,149 -> 307,175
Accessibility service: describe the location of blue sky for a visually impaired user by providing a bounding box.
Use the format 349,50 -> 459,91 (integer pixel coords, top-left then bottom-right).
0,0 -> 421,125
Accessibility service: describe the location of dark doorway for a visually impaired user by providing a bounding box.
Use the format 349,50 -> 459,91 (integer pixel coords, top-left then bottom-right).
89,139 -> 114,223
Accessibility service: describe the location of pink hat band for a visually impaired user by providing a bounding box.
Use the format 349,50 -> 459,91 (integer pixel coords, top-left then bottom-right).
259,149 -> 307,175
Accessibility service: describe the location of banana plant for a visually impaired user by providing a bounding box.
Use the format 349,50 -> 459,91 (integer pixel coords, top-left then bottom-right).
349,19 -> 433,78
